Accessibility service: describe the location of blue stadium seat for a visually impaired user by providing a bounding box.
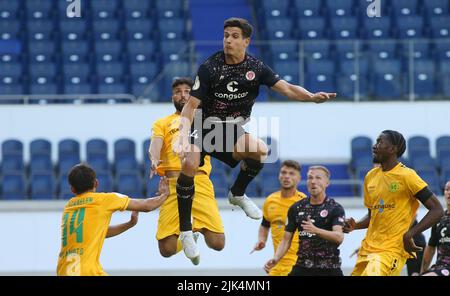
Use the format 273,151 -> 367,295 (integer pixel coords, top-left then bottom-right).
29,63 -> 57,81
58,138 -> 80,159
142,139 -> 151,174
125,19 -> 155,40
410,59 -> 436,98
130,62 -> 158,86
160,40 -> 189,62
210,173 -> 229,190
28,40 -> 56,63
367,40 -> 398,59
355,165 -> 372,181
272,60 -> 299,83
1,154 -> 24,173
269,41 -> 298,61
330,17 -> 358,39
441,168 -> 450,187
0,0 -> 20,19
25,0 -> 53,19
123,0 -> 151,19
58,174 -> 73,199
339,58 -> 369,75
408,136 -> 431,160
61,40 -> 89,63
30,139 -> 51,157
165,62 -> 192,78
443,74 -> 450,97
59,156 -> 80,176
30,172 -> 56,200
2,139 -> 23,156
63,63 -> 90,84
303,40 -> 331,60
0,20 -> 20,40
294,0 -> 322,17
327,183 -> 355,197
96,62 -> 124,81
411,155 -> 437,170
429,16 -> 450,38
87,138 -> 108,156
423,0 -> 449,17
155,0 -> 184,15
1,172 -> 27,200
363,16 -> 391,39
145,175 -> 160,198
30,154 -> 53,175
91,0 -> 119,19
27,20 -> 54,41
334,41 -> 362,60
351,136 -> 373,168
401,42 -> 431,60
59,19 -> 88,40
115,155 -> 139,174
391,0 -> 419,16
127,40 -> 157,62
372,59 -> 403,98
92,20 -> 120,40
416,168 -> 441,195
305,59 -> 336,92
337,74 -> 369,100
117,172 -> 144,198
114,138 -> 136,160
298,18 -> 326,39
30,83 -> 58,95
325,0 -> 354,17
87,155 -> 110,172
396,15 -> 424,39
97,171 -> 114,193
64,83 -> 92,94
265,18 -> 294,40
158,19 -> 185,40
0,62 -> 22,79
436,136 -> 450,167
95,40 -> 122,62
0,85 -> 23,96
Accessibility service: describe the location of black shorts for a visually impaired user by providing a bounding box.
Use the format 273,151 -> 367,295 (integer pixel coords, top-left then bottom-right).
423,265 -> 450,276
189,120 -> 247,168
288,266 -> 343,276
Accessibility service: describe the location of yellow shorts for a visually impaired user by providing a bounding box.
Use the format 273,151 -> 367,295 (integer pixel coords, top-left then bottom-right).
351,252 -> 407,276
156,175 -> 224,240
269,262 -> 295,276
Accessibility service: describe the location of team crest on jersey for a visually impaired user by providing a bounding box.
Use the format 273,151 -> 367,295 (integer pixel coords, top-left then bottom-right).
246,71 -> 255,81
320,210 -> 328,218
389,182 -> 399,193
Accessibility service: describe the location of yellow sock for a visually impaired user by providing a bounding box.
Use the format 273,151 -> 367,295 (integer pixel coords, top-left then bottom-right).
176,239 -> 183,254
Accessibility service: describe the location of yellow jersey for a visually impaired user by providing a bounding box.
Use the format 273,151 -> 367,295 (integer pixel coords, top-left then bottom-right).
56,192 -> 130,276
151,113 -> 212,176
360,162 -> 428,258
263,190 -> 307,267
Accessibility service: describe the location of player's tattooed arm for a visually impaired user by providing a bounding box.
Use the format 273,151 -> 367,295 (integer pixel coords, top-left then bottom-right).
271,80 -> 336,103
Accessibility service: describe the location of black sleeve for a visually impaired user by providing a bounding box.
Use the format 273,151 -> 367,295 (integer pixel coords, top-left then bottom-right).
414,186 -> 433,204
261,216 -> 270,228
428,224 -> 439,247
331,204 -> 346,227
284,204 -> 297,233
260,62 -> 281,87
190,64 -> 211,102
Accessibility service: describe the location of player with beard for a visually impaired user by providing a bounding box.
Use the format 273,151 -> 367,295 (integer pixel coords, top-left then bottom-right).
149,78 -> 225,265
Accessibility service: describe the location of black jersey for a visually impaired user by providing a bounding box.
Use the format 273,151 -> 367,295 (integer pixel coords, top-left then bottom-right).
190,51 -> 280,121
286,197 -> 345,270
428,210 -> 450,268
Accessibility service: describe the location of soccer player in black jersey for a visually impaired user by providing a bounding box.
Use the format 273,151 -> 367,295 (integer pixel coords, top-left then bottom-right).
264,166 -> 346,276
421,181 -> 450,276
173,18 -> 336,261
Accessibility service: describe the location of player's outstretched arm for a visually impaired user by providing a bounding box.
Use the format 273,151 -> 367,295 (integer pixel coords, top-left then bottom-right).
149,137 -> 163,179
271,80 -> 336,103
344,209 -> 371,233
420,245 -> 436,273
264,231 -> 293,273
126,178 -> 169,212
106,211 -> 139,238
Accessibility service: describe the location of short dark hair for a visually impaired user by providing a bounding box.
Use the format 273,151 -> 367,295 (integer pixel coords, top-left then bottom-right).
172,77 -> 193,89
224,17 -> 253,39
68,164 -> 96,195
382,130 -> 406,158
281,160 -> 302,173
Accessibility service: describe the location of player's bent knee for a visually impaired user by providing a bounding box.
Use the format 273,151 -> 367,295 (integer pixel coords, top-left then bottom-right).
158,240 -> 177,258
204,233 -> 225,251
